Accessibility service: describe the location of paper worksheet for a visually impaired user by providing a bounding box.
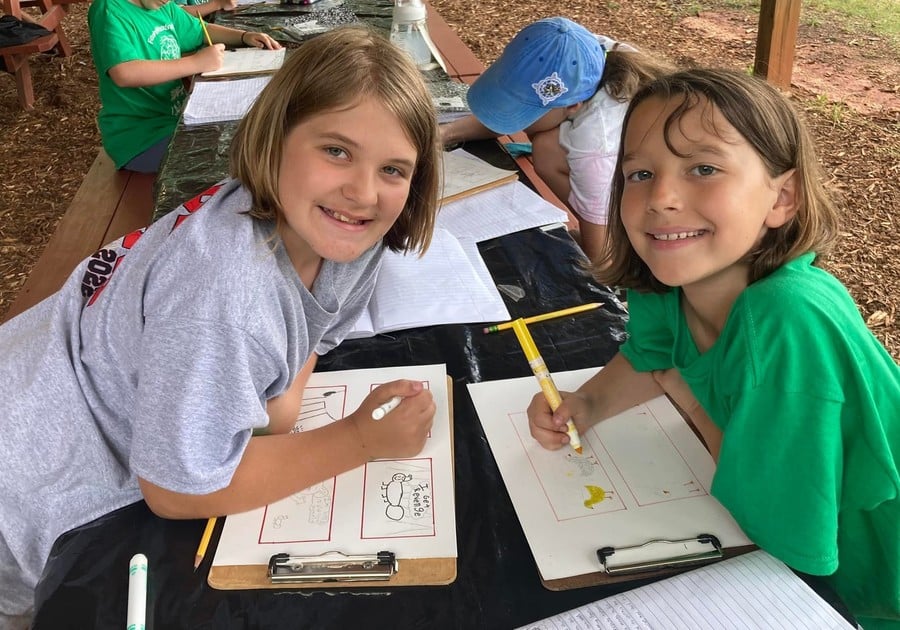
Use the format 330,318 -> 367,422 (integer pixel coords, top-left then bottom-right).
467,368 -> 751,582
518,550 -> 854,630
212,364 -> 456,566
201,47 -> 286,78
436,178 -> 569,242
183,76 -> 271,125
348,227 -> 509,338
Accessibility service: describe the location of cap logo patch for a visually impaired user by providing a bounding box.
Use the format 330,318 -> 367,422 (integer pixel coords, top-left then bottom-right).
532,72 -> 568,106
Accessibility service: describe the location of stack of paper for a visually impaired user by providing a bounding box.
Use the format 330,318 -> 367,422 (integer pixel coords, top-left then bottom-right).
347,227 -> 508,339
347,152 -> 568,339
183,76 -> 271,125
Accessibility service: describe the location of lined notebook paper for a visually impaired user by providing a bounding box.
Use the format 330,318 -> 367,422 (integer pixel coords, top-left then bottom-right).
183,76 -> 271,125
518,550 -> 854,630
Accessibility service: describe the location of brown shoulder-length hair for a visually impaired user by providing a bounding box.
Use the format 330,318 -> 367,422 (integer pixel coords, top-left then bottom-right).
600,45 -> 674,101
596,68 -> 840,292
230,26 -> 441,255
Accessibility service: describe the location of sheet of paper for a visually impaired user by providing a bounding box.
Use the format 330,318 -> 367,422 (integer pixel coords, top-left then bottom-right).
436,179 -> 569,242
347,228 -> 508,338
183,76 -> 271,125
201,47 -> 286,78
212,364 -> 456,566
467,368 -> 750,582
517,550 -> 854,630
439,149 -> 518,203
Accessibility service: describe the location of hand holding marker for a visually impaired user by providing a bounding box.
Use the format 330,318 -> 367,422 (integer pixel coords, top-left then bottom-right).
372,395 -> 403,420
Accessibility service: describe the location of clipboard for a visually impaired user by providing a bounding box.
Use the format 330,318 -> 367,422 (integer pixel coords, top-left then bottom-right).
208,373 -> 456,590
539,536 -> 756,590
468,370 -> 758,592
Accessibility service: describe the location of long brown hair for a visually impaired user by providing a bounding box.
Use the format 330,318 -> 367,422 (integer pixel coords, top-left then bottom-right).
231,26 -> 441,255
596,68 -> 840,292
601,45 -> 674,101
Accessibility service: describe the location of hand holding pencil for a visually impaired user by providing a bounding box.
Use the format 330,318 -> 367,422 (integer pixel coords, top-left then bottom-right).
512,318 -> 583,454
193,11 -> 225,74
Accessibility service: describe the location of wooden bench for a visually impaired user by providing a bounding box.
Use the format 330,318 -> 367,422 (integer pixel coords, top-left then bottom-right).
2,150 -> 155,323
0,0 -> 78,108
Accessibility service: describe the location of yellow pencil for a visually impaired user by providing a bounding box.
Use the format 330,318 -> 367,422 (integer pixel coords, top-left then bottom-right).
483,302 -> 602,334
194,517 -> 217,571
511,318 -> 583,454
196,10 -> 213,47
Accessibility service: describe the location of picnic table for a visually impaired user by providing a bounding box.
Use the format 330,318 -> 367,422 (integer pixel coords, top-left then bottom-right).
0,0 -> 84,108
18,3 -> 854,627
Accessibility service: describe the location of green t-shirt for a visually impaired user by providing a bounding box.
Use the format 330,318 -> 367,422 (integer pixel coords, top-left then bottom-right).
88,0 -> 203,168
620,253 -> 900,629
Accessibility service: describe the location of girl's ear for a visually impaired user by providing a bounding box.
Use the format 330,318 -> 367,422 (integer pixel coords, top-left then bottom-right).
765,168 -> 800,228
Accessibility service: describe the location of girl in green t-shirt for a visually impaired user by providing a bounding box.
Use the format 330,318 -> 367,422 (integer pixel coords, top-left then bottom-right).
527,68 -> 899,628
88,0 -> 280,172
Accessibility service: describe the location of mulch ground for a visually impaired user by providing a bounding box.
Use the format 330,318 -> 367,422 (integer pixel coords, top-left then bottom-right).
1,0 -> 898,361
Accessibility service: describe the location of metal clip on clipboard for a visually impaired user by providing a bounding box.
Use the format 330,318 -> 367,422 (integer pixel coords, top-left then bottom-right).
267,551 -> 398,583
596,534 -> 723,576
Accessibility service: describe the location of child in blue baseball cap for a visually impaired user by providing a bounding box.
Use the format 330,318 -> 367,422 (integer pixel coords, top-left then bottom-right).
441,17 -> 671,263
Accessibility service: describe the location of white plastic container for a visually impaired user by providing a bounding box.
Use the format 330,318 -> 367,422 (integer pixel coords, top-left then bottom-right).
390,0 -> 432,68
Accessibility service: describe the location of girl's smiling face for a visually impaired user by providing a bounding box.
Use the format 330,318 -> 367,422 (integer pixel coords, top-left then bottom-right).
619,95 -> 796,294
276,96 -> 418,286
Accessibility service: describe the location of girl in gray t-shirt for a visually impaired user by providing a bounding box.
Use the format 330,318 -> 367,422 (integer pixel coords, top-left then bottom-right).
0,26 -> 441,623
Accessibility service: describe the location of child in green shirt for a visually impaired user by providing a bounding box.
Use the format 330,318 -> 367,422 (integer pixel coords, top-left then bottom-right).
88,0 -> 280,172
527,68 -> 900,628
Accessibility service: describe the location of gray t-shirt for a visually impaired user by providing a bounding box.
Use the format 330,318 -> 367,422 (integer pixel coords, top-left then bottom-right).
0,179 -> 381,615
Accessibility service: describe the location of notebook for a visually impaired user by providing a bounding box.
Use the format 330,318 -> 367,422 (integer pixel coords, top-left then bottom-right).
183,76 -> 271,125
518,550 -> 854,629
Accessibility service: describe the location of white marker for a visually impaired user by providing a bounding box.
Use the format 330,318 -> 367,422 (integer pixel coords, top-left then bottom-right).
371,396 -> 402,420
127,553 -> 148,630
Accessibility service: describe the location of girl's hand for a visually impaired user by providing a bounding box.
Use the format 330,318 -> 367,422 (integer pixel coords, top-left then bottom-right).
195,43 -> 226,73
348,380 -> 435,460
242,31 -> 283,50
527,390 -> 593,450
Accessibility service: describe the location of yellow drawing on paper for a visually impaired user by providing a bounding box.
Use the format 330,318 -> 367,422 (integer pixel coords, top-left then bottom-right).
583,485 -> 611,509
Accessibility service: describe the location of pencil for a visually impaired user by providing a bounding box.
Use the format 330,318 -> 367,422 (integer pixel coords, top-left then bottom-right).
194,517 -> 217,571
511,318 -> 583,454
196,10 -> 213,47
483,302 -> 602,334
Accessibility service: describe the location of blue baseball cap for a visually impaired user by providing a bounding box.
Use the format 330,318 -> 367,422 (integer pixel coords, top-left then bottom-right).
467,17 -> 605,135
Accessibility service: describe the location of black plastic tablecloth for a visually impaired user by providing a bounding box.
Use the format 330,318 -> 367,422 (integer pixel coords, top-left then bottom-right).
33,225 -> 644,629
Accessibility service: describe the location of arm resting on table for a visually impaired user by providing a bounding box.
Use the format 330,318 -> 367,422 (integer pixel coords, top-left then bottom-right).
108,52 -> 222,88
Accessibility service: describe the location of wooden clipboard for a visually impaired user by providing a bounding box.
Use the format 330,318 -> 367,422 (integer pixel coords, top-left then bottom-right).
539,543 -> 757,591
208,376 -> 456,590
540,396 -> 756,591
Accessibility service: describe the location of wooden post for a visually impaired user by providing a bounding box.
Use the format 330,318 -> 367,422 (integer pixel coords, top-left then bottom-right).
754,0 -> 801,90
